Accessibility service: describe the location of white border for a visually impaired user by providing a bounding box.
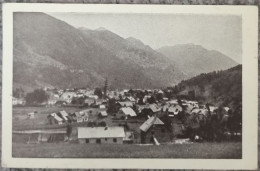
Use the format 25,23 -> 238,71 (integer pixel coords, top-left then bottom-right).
2,3 -> 258,170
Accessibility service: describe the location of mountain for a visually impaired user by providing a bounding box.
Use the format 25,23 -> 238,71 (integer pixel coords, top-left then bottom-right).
79,27 -> 186,88
13,12 -> 186,91
157,44 -> 238,77
175,65 -> 242,109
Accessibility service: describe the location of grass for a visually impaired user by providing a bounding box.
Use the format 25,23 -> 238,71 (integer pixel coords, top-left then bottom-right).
12,142 -> 242,159
12,106 -> 242,159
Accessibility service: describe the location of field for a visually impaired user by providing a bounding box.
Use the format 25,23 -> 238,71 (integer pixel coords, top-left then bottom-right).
12,142 -> 242,158
12,106 -> 242,159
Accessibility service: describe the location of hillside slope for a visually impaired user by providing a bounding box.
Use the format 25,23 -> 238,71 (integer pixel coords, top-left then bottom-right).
157,44 -> 238,77
13,12 -> 186,91
175,65 -> 242,109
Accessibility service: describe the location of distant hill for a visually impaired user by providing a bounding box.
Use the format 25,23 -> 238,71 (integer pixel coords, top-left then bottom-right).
175,65 -> 242,109
79,27 -> 186,89
157,44 -> 238,77
13,12 -> 186,91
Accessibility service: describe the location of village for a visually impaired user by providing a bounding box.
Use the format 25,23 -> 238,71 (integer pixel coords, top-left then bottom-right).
12,85 -> 240,147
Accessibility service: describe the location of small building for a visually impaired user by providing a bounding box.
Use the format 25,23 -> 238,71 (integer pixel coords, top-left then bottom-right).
27,112 -> 36,119
117,107 -> 137,119
78,127 -> 125,144
99,111 -> 108,118
99,104 -> 106,109
168,105 -> 183,115
139,116 -> 171,144
12,97 -> 25,106
58,110 -> 69,121
123,131 -> 134,144
84,98 -> 95,106
72,112 -> 88,123
47,113 -> 63,125
117,101 -> 133,108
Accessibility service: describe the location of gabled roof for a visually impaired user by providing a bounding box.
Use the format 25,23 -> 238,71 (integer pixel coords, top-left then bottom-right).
78,127 -> 125,139
168,105 -> 182,115
209,106 -> 218,112
120,107 -> 137,117
50,113 -> 63,122
118,101 -> 133,107
149,104 -> 161,113
59,110 -> 68,117
100,111 -> 108,116
139,116 -> 164,132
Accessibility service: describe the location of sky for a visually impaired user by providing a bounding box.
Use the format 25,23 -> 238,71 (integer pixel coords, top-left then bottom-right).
48,13 -> 242,63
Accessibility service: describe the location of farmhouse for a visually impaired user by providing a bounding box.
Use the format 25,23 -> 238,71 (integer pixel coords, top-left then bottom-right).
139,116 -> 171,144
78,127 -> 125,144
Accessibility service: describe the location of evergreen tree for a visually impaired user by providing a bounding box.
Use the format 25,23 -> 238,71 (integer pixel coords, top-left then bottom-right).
103,78 -> 108,99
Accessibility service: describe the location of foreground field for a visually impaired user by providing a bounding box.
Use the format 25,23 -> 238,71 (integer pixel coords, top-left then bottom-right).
13,142 -> 242,158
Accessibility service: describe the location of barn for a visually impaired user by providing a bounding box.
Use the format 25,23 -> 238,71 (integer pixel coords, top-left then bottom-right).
78,127 -> 125,144
139,116 -> 172,144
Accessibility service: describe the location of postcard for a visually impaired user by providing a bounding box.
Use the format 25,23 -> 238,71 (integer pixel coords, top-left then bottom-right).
2,3 -> 258,170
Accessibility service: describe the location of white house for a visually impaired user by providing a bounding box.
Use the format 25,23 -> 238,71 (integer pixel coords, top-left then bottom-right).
78,127 -> 125,144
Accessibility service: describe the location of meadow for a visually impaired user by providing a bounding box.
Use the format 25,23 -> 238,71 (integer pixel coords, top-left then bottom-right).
12,106 -> 242,159
12,142 -> 242,158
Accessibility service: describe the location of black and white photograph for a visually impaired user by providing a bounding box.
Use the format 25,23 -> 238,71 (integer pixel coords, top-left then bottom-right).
2,4 -> 258,170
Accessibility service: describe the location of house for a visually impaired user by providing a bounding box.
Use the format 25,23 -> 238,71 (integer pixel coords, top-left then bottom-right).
55,100 -> 67,107
27,112 -> 36,119
117,107 -> 137,119
61,91 -> 76,103
72,111 -> 89,123
126,96 -> 136,102
84,98 -> 95,106
139,104 -> 161,118
12,97 -> 25,106
58,110 -> 69,122
99,111 -> 108,118
167,105 -> 183,115
99,104 -> 106,109
117,101 -> 133,108
78,127 -> 125,144
47,113 -> 63,125
139,116 -> 171,144
123,131 -> 134,144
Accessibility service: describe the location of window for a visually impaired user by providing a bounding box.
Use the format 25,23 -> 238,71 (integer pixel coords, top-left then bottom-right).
113,138 -> 117,143
85,139 -> 89,143
96,139 -> 101,144
105,138 -> 107,141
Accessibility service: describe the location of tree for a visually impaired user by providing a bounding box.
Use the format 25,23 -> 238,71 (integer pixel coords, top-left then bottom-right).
25,89 -> 49,105
147,96 -> 156,104
98,121 -> 107,127
94,88 -> 103,99
103,79 -> 108,99
107,98 -> 117,114
13,87 -> 25,98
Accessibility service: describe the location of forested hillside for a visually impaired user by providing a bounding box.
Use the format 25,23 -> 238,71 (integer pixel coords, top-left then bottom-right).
174,65 -> 242,109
